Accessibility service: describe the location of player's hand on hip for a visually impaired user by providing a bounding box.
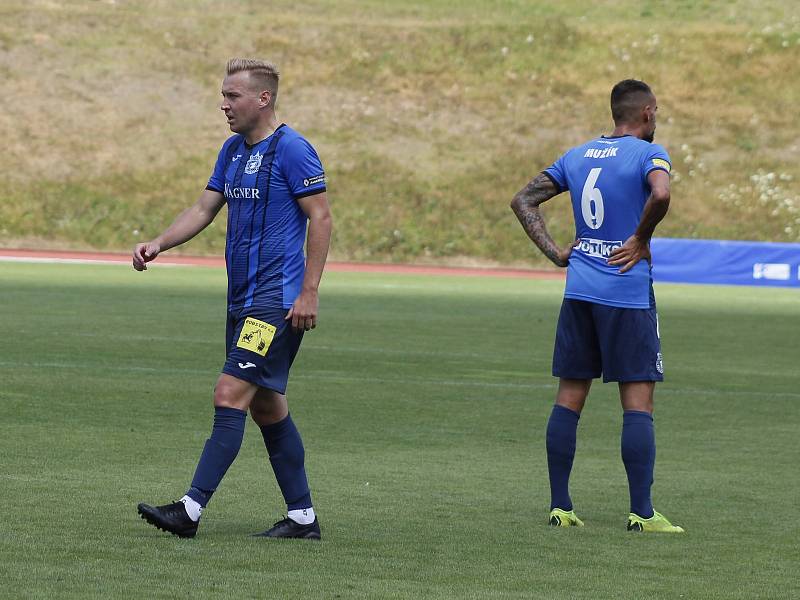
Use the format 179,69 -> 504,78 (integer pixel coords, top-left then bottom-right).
132,241 -> 161,271
608,235 -> 651,273
555,240 -> 580,268
286,288 -> 319,332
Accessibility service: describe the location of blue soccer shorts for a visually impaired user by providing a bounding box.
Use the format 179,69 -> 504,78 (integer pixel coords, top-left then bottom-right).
221,307 -> 304,394
552,298 -> 664,383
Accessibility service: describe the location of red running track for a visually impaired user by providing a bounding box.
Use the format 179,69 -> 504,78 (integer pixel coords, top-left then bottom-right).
0,248 -> 565,280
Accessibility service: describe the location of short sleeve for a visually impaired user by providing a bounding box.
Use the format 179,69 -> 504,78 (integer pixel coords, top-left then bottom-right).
281,137 -> 327,199
643,144 -> 671,178
543,154 -> 568,192
207,136 -> 241,193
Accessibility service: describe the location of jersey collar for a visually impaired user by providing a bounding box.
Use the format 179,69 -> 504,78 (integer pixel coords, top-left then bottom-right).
244,123 -> 287,149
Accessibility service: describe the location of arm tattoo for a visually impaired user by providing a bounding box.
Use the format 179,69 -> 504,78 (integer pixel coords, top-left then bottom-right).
510,173 -> 565,266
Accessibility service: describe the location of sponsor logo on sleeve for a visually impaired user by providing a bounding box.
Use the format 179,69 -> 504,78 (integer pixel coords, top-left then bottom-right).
652,158 -> 671,172
302,174 -> 326,187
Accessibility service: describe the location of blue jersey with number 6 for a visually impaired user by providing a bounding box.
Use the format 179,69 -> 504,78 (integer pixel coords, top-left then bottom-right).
544,135 -> 670,309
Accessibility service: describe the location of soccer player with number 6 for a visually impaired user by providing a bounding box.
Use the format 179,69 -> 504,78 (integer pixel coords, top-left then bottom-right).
511,79 -> 683,533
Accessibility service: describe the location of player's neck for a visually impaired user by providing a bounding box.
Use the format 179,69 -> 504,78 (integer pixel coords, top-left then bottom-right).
245,113 -> 280,146
610,123 -> 643,140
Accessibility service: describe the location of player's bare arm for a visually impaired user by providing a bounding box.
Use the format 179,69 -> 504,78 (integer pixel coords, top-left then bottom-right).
132,189 -> 226,271
608,169 -> 671,273
285,191 -> 332,331
511,173 -> 577,267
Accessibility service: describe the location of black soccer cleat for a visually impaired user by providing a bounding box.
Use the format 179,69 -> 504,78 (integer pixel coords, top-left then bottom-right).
252,516 -> 321,540
137,500 -> 199,538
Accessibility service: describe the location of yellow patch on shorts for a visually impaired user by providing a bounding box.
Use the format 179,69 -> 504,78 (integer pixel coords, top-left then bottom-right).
652,158 -> 671,172
236,317 -> 276,356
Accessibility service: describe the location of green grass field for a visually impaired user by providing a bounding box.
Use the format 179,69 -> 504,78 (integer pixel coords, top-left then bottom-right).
1,262 -> 798,599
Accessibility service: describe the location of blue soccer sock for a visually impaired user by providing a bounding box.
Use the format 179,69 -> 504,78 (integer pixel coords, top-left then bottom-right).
546,404 -> 580,511
621,410 -> 656,519
260,414 -> 312,511
186,406 -> 247,508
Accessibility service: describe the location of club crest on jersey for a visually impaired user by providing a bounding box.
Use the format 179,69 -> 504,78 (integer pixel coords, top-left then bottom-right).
244,151 -> 263,174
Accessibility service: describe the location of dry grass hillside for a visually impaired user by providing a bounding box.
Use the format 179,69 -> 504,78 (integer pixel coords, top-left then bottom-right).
1,0 -> 799,265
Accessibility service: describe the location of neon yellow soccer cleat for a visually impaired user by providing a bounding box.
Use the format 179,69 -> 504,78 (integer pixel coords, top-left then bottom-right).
627,510 -> 684,533
549,508 -> 585,527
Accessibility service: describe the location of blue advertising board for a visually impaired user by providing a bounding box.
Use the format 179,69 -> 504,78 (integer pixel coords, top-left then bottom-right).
651,238 -> 800,287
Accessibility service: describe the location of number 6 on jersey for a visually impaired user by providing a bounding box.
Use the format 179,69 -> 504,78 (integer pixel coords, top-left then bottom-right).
581,167 -> 604,229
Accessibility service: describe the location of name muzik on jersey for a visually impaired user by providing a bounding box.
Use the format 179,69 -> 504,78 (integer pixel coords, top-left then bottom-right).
224,182 -> 260,199
577,237 -> 623,259
584,147 -> 618,159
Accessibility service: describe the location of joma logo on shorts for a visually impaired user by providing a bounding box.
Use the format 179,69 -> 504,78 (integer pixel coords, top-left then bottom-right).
578,238 -> 623,259
224,183 -> 260,199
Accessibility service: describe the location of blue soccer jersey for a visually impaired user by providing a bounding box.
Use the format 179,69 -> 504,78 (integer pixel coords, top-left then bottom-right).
544,135 -> 671,308
206,125 -> 326,311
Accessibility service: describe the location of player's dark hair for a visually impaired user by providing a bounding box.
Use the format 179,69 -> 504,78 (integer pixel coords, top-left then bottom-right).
610,79 -> 654,123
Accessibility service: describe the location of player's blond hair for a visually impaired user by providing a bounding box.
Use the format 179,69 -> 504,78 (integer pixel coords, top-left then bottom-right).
226,58 -> 280,102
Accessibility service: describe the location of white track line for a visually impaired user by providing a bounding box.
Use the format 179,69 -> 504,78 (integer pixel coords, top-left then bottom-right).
0,360 -> 798,398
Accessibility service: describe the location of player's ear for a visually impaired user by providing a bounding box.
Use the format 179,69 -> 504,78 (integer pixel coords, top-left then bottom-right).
260,90 -> 272,108
643,97 -> 656,122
